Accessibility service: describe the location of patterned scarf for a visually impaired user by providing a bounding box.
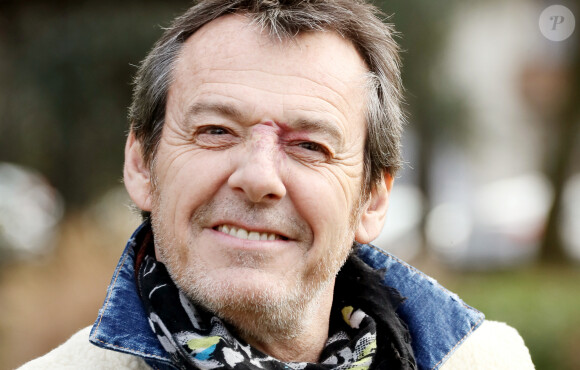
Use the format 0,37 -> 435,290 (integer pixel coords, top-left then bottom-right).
135,229 -> 416,369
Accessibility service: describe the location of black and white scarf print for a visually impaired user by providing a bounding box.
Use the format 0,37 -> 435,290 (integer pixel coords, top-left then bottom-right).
138,250 -> 378,369
135,225 -> 416,370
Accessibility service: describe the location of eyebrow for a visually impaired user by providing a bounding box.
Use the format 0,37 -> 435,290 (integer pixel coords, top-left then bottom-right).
184,101 -> 345,149
184,101 -> 245,125
290,117 -> 345,150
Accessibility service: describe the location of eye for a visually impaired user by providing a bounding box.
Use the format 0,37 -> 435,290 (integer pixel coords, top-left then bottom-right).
289,141 -> 333,162
199,125 -> 230,135
194,125 -> 238,149
298,141 -> 325,153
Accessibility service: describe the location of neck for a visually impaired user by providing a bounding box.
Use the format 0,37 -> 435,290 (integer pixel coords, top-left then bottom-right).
226,283 -> 335,363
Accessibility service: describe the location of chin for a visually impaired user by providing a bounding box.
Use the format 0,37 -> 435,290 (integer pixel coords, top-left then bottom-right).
168,262 -> 334,339
182,267 -> 303,311
179,270 -> 308,339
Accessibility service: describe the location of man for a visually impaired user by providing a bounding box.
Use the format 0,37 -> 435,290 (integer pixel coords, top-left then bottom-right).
20,0 -> 534,369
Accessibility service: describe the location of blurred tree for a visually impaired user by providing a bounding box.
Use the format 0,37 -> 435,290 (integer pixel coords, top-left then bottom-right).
539,50 -> 580,264
518,1 -> 580,264
0,0 -> 191,209
377,0 -> 464,252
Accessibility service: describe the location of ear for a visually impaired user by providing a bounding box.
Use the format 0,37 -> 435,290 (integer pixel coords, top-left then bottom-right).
354,172 -> 393,244
124,132 -> 153,212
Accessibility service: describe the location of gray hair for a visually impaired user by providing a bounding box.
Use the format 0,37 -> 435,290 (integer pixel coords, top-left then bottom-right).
129,0 -> 404,197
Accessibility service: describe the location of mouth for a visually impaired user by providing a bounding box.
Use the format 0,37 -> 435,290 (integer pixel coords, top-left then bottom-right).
213,224 -> 289,241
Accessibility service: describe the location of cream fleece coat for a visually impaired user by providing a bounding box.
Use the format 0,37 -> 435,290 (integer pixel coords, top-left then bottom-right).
18,320 -> 534,369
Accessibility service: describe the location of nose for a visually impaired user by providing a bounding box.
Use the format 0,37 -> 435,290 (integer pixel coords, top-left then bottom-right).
228,138 -> 287,203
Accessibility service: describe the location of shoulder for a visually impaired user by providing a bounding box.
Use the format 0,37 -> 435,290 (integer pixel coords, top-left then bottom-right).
440,320 -> 535,369
17,326 -> 150,370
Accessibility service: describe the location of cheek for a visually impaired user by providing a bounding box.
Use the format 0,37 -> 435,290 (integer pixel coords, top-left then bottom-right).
153,147 -> 232,226
286,168 -> 359,243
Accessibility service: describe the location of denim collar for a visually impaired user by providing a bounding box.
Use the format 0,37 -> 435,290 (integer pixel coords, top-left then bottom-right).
90,222 -> 484,370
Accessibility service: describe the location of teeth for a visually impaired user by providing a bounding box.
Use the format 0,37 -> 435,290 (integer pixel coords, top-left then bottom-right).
248,231 -> 260,240
236,228 -> 248,239
217,225 -> 280,241
229,227 -> 237,238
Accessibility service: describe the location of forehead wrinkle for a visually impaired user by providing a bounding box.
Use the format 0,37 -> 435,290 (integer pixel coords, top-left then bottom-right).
191,80 -> 353,128
195,67 -> 360,114
293,71 -> 367,118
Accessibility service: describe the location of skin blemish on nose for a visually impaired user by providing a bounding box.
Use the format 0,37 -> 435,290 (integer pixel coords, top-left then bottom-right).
253,121 -> 285,135
257,121 -> 313,142
247,122 -> 287,162
250,123 -> 279,148
250,121 -> 293,146
250,121 -> 317,160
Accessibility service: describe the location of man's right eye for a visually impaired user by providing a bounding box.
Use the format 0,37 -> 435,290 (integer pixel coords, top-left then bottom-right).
193,125 -> 239,149
199,126 -> 228,135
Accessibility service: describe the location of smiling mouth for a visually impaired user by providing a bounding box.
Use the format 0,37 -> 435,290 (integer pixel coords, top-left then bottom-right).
213,224 -> 289,241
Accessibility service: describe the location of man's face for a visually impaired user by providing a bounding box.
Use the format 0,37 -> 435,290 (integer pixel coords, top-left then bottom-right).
129,15 -> 379,336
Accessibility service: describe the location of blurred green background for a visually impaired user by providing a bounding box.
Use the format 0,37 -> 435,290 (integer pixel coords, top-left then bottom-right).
0,0 -> 579,369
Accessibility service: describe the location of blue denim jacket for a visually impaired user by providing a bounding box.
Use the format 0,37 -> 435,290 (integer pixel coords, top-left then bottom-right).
90,223 -> 484,370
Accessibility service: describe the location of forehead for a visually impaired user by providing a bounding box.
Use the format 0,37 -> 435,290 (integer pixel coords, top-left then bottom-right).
171,14 -> 369,118
179,14 -> 366,73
